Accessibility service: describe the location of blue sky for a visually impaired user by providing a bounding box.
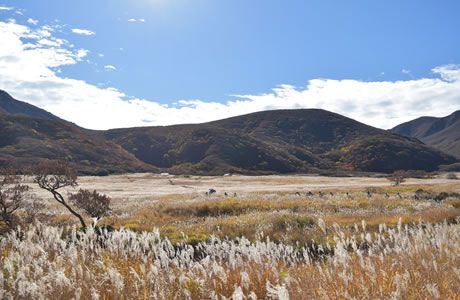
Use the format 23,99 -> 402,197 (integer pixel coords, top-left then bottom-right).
0,0 -> 460,129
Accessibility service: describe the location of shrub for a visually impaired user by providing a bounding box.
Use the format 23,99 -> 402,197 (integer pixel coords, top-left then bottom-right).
446,173 -> 458,180
414,189 -> 433,200
0,167 -> 31,232
434,192 -> 450,202
387,170 -> 406,186
272,215 -> 315,230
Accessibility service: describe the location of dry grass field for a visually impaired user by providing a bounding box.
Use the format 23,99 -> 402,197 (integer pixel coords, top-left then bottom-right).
25,173 -> 460,244
1,173 -> 460,299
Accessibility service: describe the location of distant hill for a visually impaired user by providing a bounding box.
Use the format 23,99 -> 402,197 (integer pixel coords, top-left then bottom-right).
1,90 -> 456,175
0,90 -> 154,174
105,109 -> 456,174
391,110 -> 460,159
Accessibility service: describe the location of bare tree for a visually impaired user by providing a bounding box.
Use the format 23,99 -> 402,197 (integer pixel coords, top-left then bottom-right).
34,160 -> 86,228
69,189 -> 111,227
34,160 -> 112,229
387,170 -> 407,186
0,168 -> 30,231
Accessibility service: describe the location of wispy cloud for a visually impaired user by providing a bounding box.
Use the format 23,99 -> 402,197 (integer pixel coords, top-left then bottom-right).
27,18 -> 38,25
0,19 -> 460,130
0,6 -> 13,11
104,65 -> 116,71
71,28 -> 95,36
402,68 -> 414,79
127,18 -> 146,23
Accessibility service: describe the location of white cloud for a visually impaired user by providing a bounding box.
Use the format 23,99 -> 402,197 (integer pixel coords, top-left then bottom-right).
1,19 -> 460,130
76,49 -> 88,59
104,65 -> 116,71
71,28 -> 95,36
37,38 -> 62,47
127,18 -> 146,23
0,6 -> 13,11
27,18 -> 38,25
433,64 -> 460,82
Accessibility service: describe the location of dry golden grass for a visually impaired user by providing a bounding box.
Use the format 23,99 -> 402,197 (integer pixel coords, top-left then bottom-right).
2,173 -> 458,299
25,173 -> 460,246
97,186 -> 459,245
1,221 -> 459,299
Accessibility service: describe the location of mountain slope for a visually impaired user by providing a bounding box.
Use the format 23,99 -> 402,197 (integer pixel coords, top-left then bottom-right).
106,109 -> 456,174
0,91 -> 154,174
0,90 -> 62,122
2,90 -> 455,175
392,111 -> 460,158
105,124 -> 329,175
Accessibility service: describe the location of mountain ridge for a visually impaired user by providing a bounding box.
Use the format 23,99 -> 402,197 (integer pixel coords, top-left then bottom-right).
0,90 -> 456,174
391,110 -> 460,159
105,108 -> 456,174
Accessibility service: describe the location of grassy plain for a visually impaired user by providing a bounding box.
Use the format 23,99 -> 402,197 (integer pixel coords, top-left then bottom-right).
1,173 -> 458,299
25,173 -> 460,244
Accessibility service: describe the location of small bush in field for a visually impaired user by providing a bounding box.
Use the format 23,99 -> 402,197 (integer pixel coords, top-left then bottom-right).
272,215 -> 315,230
387,170 -> 406,186
0,168 -> 30,232
433,191 -> 460,203
446,173 -> 458,180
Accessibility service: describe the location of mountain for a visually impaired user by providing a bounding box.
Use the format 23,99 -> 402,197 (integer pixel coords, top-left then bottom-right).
391,111 -> 460,159
1,90 -> 455,175
0,90 -> 62,121
105,109 -> 456,174
0,90 -> 154,174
